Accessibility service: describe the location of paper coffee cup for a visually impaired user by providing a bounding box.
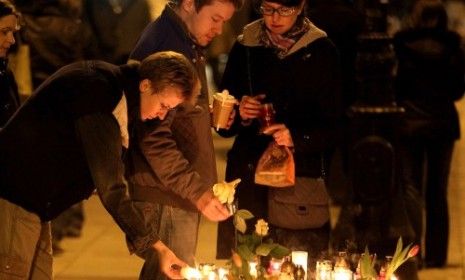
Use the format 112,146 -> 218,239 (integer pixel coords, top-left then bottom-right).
212,90 -> 236,130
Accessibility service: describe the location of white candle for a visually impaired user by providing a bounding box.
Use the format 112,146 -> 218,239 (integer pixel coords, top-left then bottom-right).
291,251 -> 308,279
180,266 -> 202,280
249,261 -> 258,278
218,268 -> 228,280
332,268 -> 352,280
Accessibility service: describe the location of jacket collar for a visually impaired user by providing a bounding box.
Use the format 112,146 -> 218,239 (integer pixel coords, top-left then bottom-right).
119,63 -> 141,122
164,5 -> 203,51
239,18 -> 327,57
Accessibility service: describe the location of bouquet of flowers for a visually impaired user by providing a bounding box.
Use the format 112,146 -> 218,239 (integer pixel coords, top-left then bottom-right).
359,237 -> 420,280
213,179 -> 291,280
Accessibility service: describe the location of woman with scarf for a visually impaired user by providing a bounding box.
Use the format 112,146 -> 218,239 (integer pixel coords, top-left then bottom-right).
215,0 -> 343,272
0,0 -> 20,128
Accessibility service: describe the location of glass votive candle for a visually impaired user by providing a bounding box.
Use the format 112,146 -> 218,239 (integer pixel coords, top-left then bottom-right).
217,268 -> 228,280
316,260 -> 332,280
291,251 -> 308,280
332,267 -> 353,280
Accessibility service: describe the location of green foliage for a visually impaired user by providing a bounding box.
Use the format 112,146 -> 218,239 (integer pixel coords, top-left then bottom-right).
360,247 -> 377,280
385,237 -> 418,280
230,209 -> 290,279
233,209 -> 254,233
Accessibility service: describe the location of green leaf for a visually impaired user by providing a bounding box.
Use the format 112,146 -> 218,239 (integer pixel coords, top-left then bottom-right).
237,244 -> 255,261
234,215 -> 247,233
360,247 -> 377,279
236,209 -> 254,220
270,244 -> 291,259
385,237 -> 415,280
255,243 -> 277,256
390,237 -> 404,266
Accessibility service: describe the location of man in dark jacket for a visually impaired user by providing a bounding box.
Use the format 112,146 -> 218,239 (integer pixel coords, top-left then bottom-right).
0,51 -> 198,279
127,0 -> 243,279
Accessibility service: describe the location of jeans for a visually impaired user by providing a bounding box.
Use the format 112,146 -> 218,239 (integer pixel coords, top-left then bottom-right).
139,204 -> 200,280
0,198 -> 53,280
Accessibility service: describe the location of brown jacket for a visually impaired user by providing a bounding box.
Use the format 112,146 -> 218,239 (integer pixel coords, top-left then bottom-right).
125,101 -> 217,211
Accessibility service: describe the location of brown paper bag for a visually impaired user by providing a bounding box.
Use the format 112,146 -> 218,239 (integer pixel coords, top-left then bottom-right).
254,141 -> 295,187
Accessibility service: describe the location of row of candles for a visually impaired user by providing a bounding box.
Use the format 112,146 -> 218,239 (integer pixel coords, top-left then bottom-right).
181,250 -> 377,280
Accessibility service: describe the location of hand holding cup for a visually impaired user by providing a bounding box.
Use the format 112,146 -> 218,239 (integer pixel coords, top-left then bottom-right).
211,89 -> 237,130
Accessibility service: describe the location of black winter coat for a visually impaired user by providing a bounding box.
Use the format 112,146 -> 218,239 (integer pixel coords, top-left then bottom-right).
0,59 -> 20,127
218,19 -> 343,217
393,28 -> 465,140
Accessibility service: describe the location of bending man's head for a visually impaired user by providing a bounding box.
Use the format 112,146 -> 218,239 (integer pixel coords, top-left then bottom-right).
138,51 -> 199,121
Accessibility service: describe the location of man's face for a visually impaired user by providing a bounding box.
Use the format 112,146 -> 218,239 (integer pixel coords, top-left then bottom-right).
139,79 -> 183,121
183,0 -> 235,46
139,78 -> 201,121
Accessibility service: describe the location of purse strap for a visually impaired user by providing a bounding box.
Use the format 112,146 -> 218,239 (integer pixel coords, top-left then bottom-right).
246,48 -> 254,96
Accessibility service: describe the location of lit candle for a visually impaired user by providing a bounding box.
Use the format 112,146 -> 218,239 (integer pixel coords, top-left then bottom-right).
268,258 -> 283,275
180,266 -> 202,280
218,268 -> 228,280
200,263 -> 216,278
332,268 -> 352,280
316,260 -> 333,280
291,251 -> 308,279
249,261 -> 258,278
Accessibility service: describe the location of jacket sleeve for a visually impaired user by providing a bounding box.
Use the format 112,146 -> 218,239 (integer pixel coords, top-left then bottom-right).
134,107 -> 210,204
75,113 -> 160,255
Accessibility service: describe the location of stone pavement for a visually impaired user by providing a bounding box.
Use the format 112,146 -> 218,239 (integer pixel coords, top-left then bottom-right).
54,99 -> 465,280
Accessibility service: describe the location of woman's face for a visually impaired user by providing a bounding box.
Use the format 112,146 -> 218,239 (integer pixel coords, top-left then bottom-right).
261,1 -> 304,35
0,14 -> 18,58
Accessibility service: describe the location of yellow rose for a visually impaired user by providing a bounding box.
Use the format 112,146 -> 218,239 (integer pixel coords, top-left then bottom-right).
255,219 -> 269,236
212,178 -> 241,204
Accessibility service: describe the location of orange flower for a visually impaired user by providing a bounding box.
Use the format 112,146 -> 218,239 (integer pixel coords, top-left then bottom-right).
231,250 -> 243,268
408,245 -> 420,258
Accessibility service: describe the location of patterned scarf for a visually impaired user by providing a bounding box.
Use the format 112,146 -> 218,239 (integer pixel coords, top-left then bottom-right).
259,17 -> 311,59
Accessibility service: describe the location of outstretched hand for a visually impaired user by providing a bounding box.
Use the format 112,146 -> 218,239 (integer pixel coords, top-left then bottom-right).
153,241 -> 186,279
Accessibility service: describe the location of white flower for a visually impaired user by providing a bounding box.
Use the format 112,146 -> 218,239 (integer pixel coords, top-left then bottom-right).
255,219 -> 269,236
212,178 -> 241,204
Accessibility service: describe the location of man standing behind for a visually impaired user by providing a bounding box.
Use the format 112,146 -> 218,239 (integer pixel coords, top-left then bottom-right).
127,0 -> 243,279
0,51 -> 198,279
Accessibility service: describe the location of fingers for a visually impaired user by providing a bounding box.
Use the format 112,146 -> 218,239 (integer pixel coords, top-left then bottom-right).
262,124 -> 294,147
262,123 -> 286,135
154,241 -> 187,279
225,108 -> 236,129
162,264 -> 184,279
200,198 -> 231,222
239,95 -> 265,120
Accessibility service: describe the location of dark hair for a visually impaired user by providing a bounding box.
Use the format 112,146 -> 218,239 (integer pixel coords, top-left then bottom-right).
259,0 -> 305,8
170,0 -> 244,11
139,51 -> 198,101
409,0 -> 448,30
0,0 -> 19,18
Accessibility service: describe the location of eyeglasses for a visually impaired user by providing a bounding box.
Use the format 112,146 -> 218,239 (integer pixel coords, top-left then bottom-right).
259,5 -> 296,17
159,102 -> 174,112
